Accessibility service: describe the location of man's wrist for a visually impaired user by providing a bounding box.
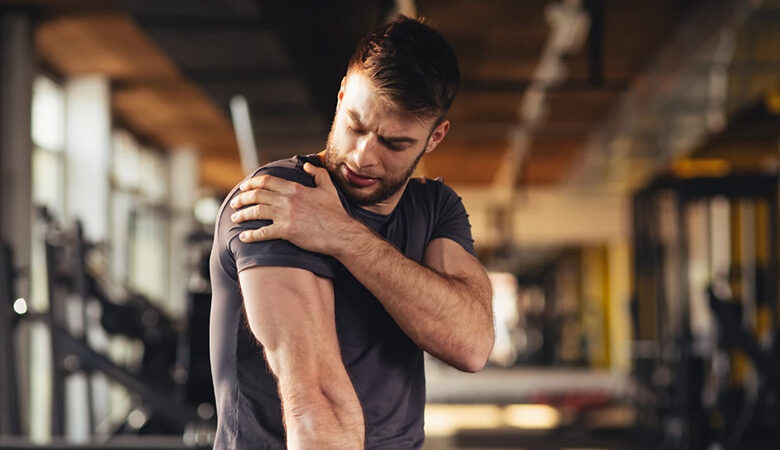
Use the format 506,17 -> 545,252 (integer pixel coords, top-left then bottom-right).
330,217 -> 376,261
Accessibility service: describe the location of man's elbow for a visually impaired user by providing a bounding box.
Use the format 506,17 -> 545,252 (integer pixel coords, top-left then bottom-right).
459,356 -> 487,373
457,330 -> 494,373
461,297 -> 495,373
458,349 -> 490,373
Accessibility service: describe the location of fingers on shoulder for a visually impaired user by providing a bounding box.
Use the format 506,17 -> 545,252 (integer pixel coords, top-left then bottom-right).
239,224 -> 280,242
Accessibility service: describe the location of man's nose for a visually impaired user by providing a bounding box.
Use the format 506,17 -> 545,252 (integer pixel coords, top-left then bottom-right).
352,134 -> 380,168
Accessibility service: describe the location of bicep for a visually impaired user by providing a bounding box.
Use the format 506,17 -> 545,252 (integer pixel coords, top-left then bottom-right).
423,238 -> 485,279
423,238 -> 492,299
238,266 -> 340,380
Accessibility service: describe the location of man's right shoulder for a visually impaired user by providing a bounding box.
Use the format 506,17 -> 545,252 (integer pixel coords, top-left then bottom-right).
216,155 -> 317,224
213,154 -> 338,280
245,154 -> 318,188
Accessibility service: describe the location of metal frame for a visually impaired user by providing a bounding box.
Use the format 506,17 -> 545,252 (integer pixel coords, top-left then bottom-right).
632,173 -> 780,450
38,210 -> 201,438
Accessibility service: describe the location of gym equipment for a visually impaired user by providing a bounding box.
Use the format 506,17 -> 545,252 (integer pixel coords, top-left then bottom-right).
631,174 -> 780,450
30,207 -> 214,441
707,285 -> 780,448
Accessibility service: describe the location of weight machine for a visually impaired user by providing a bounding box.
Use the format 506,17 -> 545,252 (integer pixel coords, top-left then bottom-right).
632,174 -> 780,450
0,208 -> 216,446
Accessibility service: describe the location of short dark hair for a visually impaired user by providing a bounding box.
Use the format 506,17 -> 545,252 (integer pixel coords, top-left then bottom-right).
347,15 -> 460,121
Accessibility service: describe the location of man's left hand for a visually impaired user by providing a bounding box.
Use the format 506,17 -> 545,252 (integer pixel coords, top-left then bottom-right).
229,163 -> 357,255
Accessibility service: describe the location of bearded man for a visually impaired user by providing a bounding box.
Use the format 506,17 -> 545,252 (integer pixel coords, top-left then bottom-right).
209,15 -> 494,449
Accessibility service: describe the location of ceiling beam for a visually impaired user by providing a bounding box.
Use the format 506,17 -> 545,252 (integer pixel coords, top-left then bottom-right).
584,0 -> 605,87
459,77 -> 628,93
132,13 -> 269,30
491,0 -> 591,197
182,67 -> 296,83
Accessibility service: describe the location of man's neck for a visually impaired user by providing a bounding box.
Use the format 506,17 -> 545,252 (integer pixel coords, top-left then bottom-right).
359,181 -> 409,216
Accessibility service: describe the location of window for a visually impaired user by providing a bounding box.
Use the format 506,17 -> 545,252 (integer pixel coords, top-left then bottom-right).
109,131 -> 172,314
31,75 -> 65,216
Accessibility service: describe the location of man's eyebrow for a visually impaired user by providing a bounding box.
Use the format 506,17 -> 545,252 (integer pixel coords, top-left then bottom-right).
346,109 -> 418,145
347,110 -> 365,127
381,135 -> 417,145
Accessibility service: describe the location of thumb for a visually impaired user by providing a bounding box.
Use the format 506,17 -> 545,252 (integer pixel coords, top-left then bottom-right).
303,162 -> 333,188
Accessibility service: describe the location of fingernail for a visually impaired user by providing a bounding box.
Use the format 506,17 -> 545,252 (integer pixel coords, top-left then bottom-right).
239,232 -> 247,240
231,213 -> 238,221
230,199 -> 237,208
239,182 -> 247,190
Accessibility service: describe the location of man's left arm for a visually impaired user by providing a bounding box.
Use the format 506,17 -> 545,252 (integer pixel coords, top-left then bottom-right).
230,162 -> 494,372
336,228 -> 494,372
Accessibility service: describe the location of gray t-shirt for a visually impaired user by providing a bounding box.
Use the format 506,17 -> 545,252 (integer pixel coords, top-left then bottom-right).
209,154 -> 475,449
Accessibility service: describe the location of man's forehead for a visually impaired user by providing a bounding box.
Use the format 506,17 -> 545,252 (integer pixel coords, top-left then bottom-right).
343,73 -> 391,115
343,73 -> 432,130
343,71 -> 372,95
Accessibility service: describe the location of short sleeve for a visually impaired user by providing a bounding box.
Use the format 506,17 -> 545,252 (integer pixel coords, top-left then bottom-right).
431,183 -> 477,257
224,163 -> 337,279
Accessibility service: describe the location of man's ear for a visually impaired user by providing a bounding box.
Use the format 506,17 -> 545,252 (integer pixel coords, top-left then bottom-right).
425,119 -> 450,154
337,76 -> 346,105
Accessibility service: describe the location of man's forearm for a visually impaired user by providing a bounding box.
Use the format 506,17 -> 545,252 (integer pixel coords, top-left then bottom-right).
332,221 -> 494,372
240,267 -> 364,449
274,356 -> 364,449
281,383 -> 364,449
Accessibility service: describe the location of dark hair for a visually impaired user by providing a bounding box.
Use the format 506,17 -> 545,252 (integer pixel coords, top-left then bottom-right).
347,15 -> 460,121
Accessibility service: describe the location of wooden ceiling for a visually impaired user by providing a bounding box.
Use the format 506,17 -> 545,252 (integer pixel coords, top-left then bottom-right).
28,3 -> 244,189
8,0 -> 709,192
422,0 -> 705,187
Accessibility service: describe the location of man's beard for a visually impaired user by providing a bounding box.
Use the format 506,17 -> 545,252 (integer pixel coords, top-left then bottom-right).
324,127 -> 424,207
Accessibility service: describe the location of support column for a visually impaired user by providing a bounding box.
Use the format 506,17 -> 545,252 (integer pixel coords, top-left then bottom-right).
0,10 -> 34,438
168,147 -> 198,321
0,11 -> 34,308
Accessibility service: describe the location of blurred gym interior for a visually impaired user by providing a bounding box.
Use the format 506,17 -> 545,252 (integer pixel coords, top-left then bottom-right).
1,0 -> 780,449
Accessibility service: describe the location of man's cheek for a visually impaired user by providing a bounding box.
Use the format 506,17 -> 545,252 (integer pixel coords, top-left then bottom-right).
386,161 -> 406,177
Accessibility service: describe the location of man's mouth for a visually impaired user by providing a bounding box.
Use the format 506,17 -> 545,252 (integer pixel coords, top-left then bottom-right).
342,165 -> 379,187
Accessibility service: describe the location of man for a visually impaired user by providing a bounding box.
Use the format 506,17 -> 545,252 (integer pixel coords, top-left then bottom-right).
210,15 -> 494,449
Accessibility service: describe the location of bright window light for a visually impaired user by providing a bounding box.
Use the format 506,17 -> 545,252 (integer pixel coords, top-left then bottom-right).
424,403 -> 562,436
424,404 -> 504,436
138,147 -> 169,203
194,196 -> 221,226
112,130 -> 141,190
31,76 -> 65,151
32,149 -> 64,212
13,298 -> 28,315
127,409 -> 148,429
504,404 -> 561,429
